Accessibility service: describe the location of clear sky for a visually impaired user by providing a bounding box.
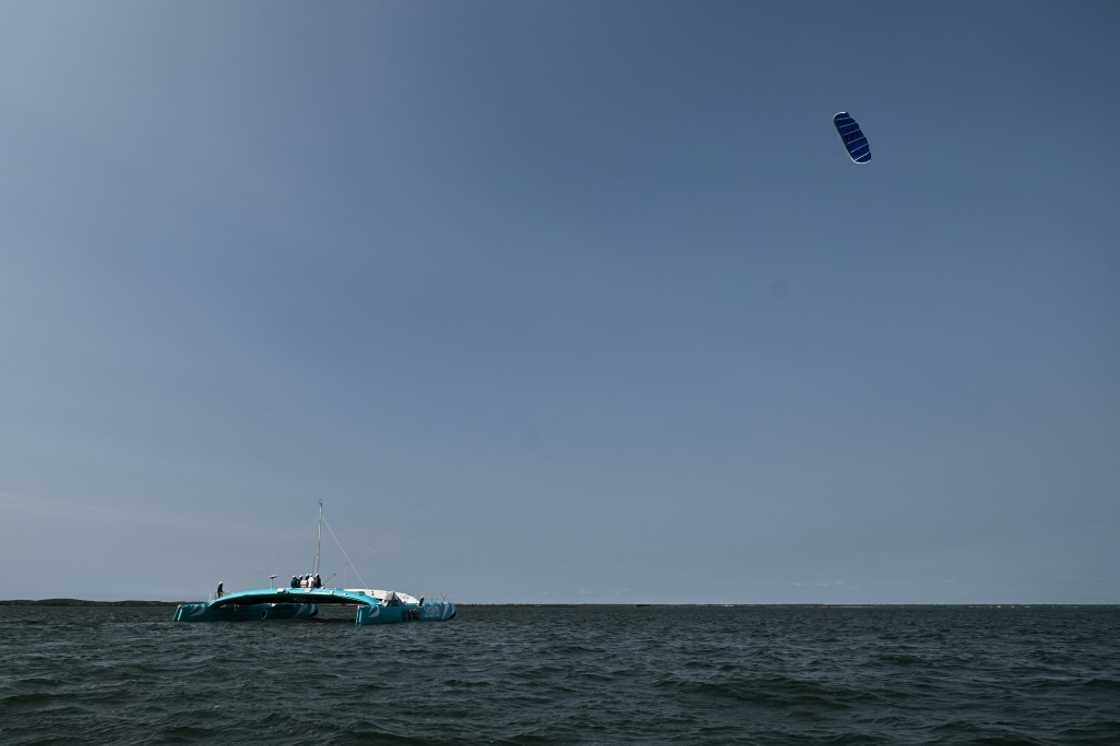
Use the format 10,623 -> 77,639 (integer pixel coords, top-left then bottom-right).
1,1 -> 1117,602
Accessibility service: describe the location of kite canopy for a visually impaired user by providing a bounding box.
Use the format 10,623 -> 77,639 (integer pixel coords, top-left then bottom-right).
833,112 -> 871,163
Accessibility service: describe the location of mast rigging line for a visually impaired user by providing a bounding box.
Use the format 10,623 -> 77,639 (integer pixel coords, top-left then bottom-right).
322,511 -> 369,588
313,500 -> 323,577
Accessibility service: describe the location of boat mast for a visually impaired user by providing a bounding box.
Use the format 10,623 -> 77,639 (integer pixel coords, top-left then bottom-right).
313,500 -> 323,577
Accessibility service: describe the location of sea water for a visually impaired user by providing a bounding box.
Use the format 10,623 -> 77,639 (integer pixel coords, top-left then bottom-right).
1,604 -> 1118,743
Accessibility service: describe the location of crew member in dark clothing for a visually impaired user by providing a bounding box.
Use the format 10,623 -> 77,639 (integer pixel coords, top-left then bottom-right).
215,581 -> 224,599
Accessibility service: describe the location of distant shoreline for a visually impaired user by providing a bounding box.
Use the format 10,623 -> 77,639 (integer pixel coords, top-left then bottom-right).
1,599 -> 1117,608
0,599 -> 178,606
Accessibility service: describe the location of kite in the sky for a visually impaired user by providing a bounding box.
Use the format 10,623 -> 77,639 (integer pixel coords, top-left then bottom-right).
833,112 -> 871,163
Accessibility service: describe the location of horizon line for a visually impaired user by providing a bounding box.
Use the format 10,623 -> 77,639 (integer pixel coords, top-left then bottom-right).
3,598 -> 1118,607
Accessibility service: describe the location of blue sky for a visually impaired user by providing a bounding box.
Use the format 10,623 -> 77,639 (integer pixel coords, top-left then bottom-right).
1,1 -> 1117,602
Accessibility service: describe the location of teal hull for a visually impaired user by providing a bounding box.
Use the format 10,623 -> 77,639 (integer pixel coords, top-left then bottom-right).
173,587 -> 456,626
356,600 -> 456,624
174,602 -> 319,622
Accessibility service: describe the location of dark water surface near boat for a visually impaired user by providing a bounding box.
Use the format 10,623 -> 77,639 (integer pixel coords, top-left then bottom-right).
2,605 -> 1118,744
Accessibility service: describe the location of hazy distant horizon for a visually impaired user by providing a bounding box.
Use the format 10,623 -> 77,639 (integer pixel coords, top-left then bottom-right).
2,2 -> 1117,604
2,591 -> 1120,604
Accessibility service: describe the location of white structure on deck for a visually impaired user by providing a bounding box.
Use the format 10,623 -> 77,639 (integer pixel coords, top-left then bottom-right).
345,589 -> 420,605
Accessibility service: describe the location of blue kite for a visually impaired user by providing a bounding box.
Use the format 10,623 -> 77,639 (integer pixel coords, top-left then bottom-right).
833,112 -> 871,163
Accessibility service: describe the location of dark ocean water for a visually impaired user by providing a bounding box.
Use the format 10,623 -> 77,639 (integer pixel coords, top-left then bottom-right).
1,604 -> 1118,744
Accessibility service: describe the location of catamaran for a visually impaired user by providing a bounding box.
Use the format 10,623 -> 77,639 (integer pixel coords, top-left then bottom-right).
173,502 -> 456,626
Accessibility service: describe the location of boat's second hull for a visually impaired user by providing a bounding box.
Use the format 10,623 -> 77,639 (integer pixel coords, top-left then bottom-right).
356,600 -> 457,625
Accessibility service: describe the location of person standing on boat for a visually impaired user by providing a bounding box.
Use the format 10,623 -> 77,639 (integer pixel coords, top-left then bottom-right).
291,575 -> 299,588
215,581 -> 224,599
313,574 -> 322,588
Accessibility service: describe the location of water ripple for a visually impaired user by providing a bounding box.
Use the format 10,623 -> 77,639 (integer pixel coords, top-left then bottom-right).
0,605 -> 1118,743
